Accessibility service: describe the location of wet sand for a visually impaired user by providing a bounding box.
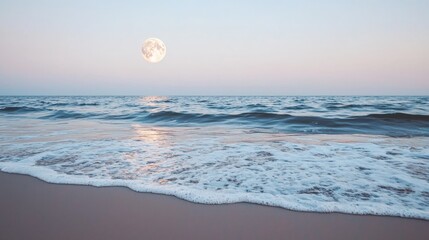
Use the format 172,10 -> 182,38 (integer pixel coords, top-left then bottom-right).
0,172 -> 428,240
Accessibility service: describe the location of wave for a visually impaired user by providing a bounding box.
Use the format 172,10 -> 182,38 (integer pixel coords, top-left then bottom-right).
2,104 -> 428,124
282,104 -> 312,110
39,110 -> 99,119
1,104 -> 428,136
1,164 -> 428,220
142,111 -> 429,123
139,111 -> 429,136
364,113 -> 429,121
323,103 -> 410,111
48,102 -> 100,106
0,106 -> 42,113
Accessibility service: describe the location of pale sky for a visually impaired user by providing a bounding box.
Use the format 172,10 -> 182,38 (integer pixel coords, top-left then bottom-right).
0,0 -> 428,95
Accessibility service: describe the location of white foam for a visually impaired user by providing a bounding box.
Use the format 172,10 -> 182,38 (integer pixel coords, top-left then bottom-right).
0,119 -> 428,220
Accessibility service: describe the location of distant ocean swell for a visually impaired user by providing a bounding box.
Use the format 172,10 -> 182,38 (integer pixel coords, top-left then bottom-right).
0,96 -> 428,220
1,105 -> 429,136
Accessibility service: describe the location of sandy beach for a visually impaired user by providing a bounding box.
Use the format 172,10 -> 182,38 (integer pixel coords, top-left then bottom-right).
1,172 -> 428,240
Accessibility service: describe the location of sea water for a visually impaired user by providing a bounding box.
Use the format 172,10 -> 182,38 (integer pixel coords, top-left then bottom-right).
0,96 -> 428,219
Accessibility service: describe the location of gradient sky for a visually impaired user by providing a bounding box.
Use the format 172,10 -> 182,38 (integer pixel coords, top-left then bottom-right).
0,0 -> 428,95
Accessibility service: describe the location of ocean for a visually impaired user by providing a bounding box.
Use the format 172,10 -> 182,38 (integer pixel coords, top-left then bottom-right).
0,96 -> 428,219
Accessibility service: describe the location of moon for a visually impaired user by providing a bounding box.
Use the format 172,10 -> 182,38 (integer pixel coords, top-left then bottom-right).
141,38 -> 166,63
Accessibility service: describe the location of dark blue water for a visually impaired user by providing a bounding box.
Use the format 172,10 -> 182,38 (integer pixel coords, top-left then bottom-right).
1,96 -> 428,137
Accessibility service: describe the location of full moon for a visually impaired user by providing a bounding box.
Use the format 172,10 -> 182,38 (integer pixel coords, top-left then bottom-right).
141,38 -> 166,63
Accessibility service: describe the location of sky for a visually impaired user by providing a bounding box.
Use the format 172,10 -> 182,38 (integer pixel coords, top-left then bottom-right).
0,0 -> 428,95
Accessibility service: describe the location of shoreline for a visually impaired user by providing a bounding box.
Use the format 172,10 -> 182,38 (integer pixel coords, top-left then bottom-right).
1,172 -> 428,240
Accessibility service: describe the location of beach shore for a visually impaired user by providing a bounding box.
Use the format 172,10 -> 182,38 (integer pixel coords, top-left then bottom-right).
0,172 -> 428,240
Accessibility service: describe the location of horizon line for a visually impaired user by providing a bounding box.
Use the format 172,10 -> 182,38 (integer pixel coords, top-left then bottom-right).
1,94 -> 428,97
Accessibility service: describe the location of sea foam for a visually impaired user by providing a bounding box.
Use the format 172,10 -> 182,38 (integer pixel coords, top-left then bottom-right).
1,116 -> 428,220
